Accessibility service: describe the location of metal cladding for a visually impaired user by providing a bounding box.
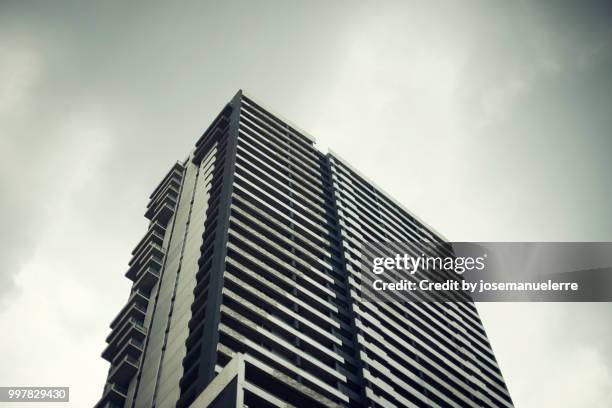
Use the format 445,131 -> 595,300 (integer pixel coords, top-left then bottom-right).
96,91 -> 513,408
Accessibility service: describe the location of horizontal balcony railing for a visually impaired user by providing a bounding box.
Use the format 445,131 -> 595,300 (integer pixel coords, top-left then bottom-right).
149,202 -> 176,226
110,300 -> 147,331
93,383 -> 127,408
103,317 -> 147,361
128,241 -> 164,268
126,250 -> 163,281
147,179 -> 180,210
113,338 -> 144,361
109,354 -> 140,386
103,332 -> 144,364
148,162 -> 184,201
192,106 -> 231,165
108,289 -> 148,332
145,189 -> 179,221
133,267 -> 160,294
106,316 -> 147,343
131,226 -> 165,257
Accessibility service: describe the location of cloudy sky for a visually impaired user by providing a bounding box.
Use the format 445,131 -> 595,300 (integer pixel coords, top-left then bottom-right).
1,1 -> 611,407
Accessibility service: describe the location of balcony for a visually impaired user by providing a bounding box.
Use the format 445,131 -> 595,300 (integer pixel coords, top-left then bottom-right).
110,300 -> 147,331
145,165 -> 182,227
103,335 -> 144,364
149,163 -> 184,201
148,200 -> 177,226
193,106 -> 231,165
109,354 -> 140,386
128,241 -> 164,269
110,289 -> 148,328
133,267 -> 160,294
106,317 -> 147,344
102,318 -> 147,362
131,225 -> 165,257
116,337 -> 144,359
126,248 -> 163,281
147,180 -> 180,215
94,383 -> 127,408
146,188 -> 178,218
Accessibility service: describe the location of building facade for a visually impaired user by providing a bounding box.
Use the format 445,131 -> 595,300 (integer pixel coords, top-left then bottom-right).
96,91 -> 513,408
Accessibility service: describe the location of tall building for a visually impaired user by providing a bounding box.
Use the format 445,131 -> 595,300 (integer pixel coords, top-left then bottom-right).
96,91 -> 513,408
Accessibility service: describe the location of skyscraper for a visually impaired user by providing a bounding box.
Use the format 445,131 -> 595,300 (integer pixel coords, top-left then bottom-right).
96,91 -> 513,408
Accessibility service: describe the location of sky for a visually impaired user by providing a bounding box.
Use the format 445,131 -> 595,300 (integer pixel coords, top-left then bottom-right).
1,1 -> 611,406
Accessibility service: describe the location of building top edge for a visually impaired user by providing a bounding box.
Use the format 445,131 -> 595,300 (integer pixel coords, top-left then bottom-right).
240,89 -> 317,144
327,149 -> 450,243
235,90 -> 449,243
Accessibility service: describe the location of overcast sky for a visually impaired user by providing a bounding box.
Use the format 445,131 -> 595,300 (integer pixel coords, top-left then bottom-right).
1,1 -> 611,407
